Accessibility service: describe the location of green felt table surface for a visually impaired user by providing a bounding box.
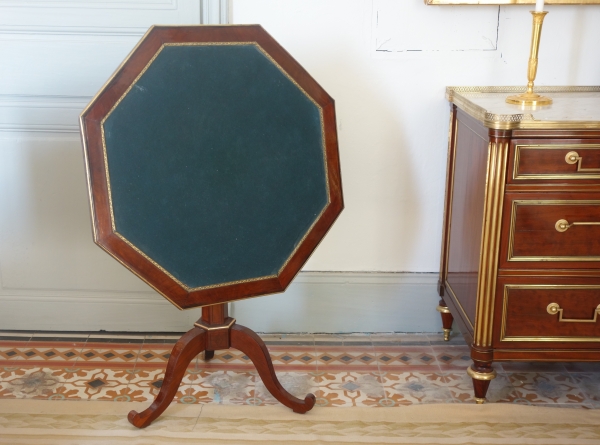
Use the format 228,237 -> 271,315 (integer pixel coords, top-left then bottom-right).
102,44 -> 328,289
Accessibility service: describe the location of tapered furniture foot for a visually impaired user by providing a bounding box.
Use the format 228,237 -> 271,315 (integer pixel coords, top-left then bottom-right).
436,298 -> 454,341
467,362 -> 496,404
128,326 -> 206,428
231,324 -> 316,413
204,350 -> 215,361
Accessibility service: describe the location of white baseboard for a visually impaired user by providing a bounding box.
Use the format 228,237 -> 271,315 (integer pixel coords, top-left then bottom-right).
0,272 -> 441,333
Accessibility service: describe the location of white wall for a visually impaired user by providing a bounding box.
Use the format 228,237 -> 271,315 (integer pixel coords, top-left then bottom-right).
1,1 -> 599,332
233,0 -> 600,272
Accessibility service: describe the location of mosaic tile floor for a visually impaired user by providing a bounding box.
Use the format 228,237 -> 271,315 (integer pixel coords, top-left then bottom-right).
1,331 -> 600,409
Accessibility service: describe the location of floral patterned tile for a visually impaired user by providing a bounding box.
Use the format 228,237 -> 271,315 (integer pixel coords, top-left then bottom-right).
2,333 -> 600,409
508,372 -> 587,405
437,371 -> 521,404
314,371 -> 386,407
253,371 -> 318,406
379,371 -> 455,405
571,373 -> 600,406
0,367 -> 64,399
0,366 -> 32,380
122,368 -> 189,403
183,369 -> 255,405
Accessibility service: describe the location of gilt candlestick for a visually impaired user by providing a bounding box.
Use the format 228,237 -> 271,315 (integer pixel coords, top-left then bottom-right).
506,11 -> 552,107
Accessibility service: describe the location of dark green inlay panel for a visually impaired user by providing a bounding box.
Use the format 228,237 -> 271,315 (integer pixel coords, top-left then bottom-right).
103,44 -> 327,289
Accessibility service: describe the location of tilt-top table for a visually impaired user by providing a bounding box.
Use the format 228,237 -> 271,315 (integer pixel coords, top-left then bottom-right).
80,25 -> 343,427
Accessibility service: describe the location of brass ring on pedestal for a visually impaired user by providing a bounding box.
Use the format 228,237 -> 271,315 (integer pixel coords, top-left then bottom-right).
436,305 -> 451,314
467,366 -> 497,381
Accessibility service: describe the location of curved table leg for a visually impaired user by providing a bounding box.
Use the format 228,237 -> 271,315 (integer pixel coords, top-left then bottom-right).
128,326 -> 206,428
230,324 -> 315,413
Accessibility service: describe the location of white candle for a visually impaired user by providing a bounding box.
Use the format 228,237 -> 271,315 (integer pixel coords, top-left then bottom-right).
535,0 -> 544,12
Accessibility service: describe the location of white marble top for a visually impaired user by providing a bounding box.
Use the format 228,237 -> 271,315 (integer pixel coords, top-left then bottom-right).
446,87 -> 600,129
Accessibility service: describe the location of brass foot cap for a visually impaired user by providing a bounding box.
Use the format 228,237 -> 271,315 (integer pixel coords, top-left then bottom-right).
443,329 -> 451,341
467,366 -> 497,381
475,397 -> 486,404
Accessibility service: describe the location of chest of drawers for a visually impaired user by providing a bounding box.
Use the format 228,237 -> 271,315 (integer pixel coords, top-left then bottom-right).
437,86 -> 600,403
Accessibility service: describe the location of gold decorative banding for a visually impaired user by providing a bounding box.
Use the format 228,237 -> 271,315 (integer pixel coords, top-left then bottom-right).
194,317 -> 236,331
446,86 -> 600,130
507,200 -> 600,262
501,284 -> 600,342
467,366 -> 497,381
555,218 -> 600,233
565,150 -> 600,172
513,145 -> 600,181
547,302 -> 600,323
473,138 -> 509,348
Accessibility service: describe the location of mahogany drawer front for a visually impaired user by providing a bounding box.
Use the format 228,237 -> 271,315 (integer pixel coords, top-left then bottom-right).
498,283 -> 600,343
509,141 -> 600,183
501,194 -> 600,268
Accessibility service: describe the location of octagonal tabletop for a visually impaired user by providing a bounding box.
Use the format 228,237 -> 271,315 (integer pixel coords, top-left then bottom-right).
80,26 -> 343,309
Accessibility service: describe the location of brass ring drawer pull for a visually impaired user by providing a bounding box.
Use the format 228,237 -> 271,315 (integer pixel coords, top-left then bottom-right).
555,219 -> 600,232
547,302 -> 600,323
565,151 -> 600,172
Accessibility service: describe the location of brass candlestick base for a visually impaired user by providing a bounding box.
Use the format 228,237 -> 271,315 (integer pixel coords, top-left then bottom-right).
506,11 -> 552,107
506,91 -> 552,106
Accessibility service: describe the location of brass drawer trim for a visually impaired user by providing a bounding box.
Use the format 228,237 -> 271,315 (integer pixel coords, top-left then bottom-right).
500,284 -> 600,342
555,218 -> 600,232
508,200 -> 600,262
565,151 -> 600,172
547,302 -> 600,323
513,145 -> 600,181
